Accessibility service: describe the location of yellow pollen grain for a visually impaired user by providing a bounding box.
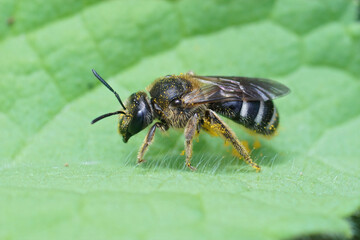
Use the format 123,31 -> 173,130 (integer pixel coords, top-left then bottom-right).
231,141 -> 250,159
241,140 -> 250,153
202,120 -> 219,137
224,140 -> 231,147
231,148 -> 242,158
253,139 -> 261,149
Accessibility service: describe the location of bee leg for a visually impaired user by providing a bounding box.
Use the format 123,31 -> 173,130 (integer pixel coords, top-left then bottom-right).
137,122 -> 168,164
184,113 -> 201,171
205,110 -> 261,172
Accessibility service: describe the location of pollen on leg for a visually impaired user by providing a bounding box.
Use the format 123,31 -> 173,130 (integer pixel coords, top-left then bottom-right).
186,163 -> 197,171
245,157 -> 261,172
254,164 -> 261,172
231,140 -> 251,158
205,110 -> 263,171
241,141 -> 250,152
231,147 -> 242,158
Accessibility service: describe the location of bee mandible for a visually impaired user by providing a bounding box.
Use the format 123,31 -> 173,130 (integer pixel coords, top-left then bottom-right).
91,69 -> 290,171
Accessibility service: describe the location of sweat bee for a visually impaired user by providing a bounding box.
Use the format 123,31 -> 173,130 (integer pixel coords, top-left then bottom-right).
91,70 -> 290,171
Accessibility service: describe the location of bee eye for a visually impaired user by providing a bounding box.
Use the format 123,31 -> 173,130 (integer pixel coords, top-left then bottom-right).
171,99 -> 182,107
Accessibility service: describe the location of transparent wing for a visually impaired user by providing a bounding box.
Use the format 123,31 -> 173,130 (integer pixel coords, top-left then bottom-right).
182,75 -> 290,106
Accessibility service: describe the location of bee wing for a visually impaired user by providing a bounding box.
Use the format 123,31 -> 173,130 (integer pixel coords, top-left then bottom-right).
182,75 -> 290,105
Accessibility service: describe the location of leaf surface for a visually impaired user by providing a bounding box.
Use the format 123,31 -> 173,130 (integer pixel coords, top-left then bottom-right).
1,0 -> 360,239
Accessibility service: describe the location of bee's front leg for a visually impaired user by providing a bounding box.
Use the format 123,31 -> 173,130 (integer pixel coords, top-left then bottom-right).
184,113 -> 201,171
137,122 -> 168,164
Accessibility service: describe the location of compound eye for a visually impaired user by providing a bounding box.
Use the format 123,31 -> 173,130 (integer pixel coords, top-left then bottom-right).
171,98 -> 182,107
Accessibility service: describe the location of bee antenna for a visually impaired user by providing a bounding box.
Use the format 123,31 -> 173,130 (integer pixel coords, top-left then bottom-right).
92,69 -> 127,110
91,111 -> 126,124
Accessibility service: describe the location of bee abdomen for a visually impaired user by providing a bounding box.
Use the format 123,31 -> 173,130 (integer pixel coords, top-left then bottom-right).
209,100 -> 279,135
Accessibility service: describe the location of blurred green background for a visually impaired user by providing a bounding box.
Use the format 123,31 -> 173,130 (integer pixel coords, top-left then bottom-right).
1,0 -> 360,239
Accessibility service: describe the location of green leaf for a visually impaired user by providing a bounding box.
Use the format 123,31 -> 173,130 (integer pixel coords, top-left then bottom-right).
1,0 -> 360,239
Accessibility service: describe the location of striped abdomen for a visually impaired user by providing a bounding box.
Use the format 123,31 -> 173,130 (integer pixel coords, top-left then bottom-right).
208,100 -> 279,135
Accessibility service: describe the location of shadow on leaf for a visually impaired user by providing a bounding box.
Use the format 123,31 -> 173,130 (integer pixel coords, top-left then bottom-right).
126,129 -> 288,174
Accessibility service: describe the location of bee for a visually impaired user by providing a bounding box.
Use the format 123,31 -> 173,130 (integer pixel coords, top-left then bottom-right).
91,69 -> 290,171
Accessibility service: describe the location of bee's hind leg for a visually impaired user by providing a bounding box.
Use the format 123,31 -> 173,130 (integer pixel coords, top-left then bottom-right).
184,113 -> 201,171
137,122 -> 168,164
205,110 -> 261,172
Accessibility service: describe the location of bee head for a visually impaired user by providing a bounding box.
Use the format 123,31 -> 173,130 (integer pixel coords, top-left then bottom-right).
119,92 -> 153,143
91,70 -> 153,143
